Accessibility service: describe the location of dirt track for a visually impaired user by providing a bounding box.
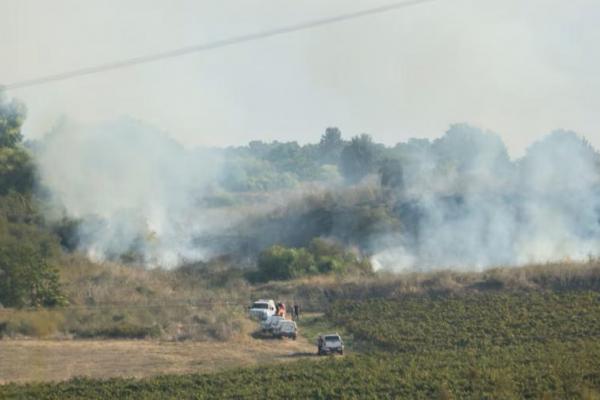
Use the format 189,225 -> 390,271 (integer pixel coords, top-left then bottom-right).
0,335 -> 315,384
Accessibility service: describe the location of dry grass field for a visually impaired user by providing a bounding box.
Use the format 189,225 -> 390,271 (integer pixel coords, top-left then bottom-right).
0,335 -> 315,384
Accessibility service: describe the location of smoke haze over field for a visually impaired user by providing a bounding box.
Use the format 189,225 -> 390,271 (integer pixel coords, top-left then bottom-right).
3,0 -> 600,271
34,119 -> 600,271
37,118 -> 225,267
371,127 -> 600,271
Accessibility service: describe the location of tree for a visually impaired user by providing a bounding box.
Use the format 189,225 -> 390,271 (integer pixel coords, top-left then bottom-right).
520,130 -> 600,193
318,127 -> 345,164
0,94 -> 26,148
264,142 -> 321,180
339,134 -> 381,183
247,140 -> 272,158
379,158 -> 405,191
0,94 -> 33,195
0,147 -> 35,195
0,95 -> 66,308
0,204 -> 66,308
432,124 -> 511,175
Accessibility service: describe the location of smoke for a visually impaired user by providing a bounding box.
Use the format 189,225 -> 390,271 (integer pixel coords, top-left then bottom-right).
371,125 -> 600,272
34,118 -> 600,272
36,118 -> 225,267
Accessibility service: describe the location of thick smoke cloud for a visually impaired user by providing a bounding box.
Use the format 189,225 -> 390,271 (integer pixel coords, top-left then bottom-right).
372,126 -> 600,271
36,118 -> 224,267
35,119 -> 600,272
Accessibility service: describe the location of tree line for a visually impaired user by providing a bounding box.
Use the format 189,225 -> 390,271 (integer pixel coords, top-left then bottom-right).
0,95 -> 65,308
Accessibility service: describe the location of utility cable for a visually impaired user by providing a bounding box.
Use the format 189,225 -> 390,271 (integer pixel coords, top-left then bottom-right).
3,0 -> 437,90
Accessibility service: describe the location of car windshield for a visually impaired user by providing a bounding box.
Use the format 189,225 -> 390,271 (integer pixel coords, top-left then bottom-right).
251,302 -> 268,309
325,336 -> 340,342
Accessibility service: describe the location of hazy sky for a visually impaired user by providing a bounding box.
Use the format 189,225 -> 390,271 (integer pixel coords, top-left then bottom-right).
1,0 -> 599,156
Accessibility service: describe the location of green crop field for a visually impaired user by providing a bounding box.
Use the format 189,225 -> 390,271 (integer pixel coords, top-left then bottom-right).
1,342 -> 600,400
328,290 -> 600,352
3,289 -> 600,399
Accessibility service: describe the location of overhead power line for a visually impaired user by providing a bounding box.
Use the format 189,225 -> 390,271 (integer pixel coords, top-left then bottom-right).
4,0 -> 437,90
0,301 -> 250,312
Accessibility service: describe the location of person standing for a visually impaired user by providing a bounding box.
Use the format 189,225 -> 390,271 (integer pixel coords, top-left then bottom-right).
293,303 -> 300,320
291,304 -> 297,321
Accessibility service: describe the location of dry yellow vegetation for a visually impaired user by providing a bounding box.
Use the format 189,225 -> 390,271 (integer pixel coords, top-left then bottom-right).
0,335 -> 315,384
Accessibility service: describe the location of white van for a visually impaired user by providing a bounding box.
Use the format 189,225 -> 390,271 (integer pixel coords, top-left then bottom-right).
249,299 -> 276,320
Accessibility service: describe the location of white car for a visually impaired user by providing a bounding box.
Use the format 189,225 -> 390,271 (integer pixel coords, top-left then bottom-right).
317,333 -> 344,355
274,320 -> 297,340
249,299 -> 276,320
261,315 -> 284,333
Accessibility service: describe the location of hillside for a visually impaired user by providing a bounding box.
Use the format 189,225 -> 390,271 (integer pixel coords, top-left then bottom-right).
1,91 -> 600,399
2,2 -> 599,398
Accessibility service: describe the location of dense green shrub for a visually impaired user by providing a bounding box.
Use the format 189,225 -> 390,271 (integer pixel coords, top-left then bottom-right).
0,95 -> 66,308
254,239 -> 371,282
0,309 -> 64,337
0,200 -> 66,308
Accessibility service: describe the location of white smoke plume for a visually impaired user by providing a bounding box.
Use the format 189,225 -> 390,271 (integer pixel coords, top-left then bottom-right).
36,118 -> 224,267
35,119 -> 600,272
371,126 -> 600,272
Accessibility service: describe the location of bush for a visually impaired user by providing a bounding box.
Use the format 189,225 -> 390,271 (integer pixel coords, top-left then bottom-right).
256,245 -> 314,281
254,239 -> 372,282
63,308 -> 163,339
0,309 -> 65,337
71,322 -> 161,339
0,221 -> 66,308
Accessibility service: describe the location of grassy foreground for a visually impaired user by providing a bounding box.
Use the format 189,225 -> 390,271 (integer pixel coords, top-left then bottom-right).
1,342 -> 599,399
3,288 -> 600,399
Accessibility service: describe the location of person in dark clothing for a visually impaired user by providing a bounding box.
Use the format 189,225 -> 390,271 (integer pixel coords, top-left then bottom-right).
293,304 -> 300,320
